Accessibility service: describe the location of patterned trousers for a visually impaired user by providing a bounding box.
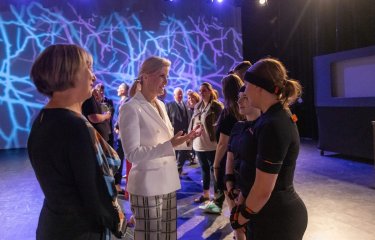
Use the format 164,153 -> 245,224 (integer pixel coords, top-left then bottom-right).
130,192 -> 177,240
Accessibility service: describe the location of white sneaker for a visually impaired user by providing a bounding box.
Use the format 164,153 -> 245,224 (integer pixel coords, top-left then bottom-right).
198,200 -> 212,210
203,201 -> 222,214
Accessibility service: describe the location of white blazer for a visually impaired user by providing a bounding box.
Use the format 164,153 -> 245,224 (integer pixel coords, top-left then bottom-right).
119,92 -> 180,196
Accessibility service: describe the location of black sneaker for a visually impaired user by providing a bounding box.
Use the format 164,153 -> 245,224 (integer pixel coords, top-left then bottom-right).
194,195 -> 209,203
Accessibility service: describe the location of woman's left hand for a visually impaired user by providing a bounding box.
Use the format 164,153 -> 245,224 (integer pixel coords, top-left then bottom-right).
230,205 -> 249,230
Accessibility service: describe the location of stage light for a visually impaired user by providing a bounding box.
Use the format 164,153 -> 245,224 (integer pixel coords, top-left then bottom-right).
259,0 -> 267,5
217,0 -> 223,3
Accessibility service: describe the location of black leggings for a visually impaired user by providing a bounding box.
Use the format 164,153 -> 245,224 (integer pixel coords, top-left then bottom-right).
114,139 -> 124,185
247,192 -> 308,240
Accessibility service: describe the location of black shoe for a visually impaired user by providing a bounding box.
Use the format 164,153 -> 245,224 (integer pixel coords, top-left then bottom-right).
187,161 -> 197,166
194,195 -> 209,203
117,189 -> 125,195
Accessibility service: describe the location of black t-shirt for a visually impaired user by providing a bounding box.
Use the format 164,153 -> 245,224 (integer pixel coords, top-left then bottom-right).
102,97 -> 114,134
215,111 -> 238,164
216,111 -> 238,140
27,108 -> 118,236
254,103 -> 300,191
228,120 -> 258,197
248,103 -> 308,239
82,96 -> 110,141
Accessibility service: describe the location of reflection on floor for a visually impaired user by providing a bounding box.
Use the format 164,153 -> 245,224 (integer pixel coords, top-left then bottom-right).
0,140 -> 374,240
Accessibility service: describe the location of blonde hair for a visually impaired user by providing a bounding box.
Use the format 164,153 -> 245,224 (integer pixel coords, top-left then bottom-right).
30,44 -> 92,97
138,56 -> 171,80
129,80 -> 141,98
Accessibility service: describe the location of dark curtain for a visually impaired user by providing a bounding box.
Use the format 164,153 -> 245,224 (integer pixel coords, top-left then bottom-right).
241,0 -> 375,138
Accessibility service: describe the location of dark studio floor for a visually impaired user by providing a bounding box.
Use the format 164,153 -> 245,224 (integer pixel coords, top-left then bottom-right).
0,140 -> 374,240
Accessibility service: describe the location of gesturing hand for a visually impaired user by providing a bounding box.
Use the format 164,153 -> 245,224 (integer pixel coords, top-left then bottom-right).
170,125 -> 202,148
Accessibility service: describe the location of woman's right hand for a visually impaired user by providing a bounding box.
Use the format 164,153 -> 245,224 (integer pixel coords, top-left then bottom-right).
170,125 -> 202,147
235,192 -> 245,206
105,111 -> 112,120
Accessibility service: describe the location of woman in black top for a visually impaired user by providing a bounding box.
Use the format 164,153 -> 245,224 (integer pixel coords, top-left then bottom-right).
225,86 -> 261,240
230,58 -> 308,240
28,44 -> 123,239
202,74 -> 243,214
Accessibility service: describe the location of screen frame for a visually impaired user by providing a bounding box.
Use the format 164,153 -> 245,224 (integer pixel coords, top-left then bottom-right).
314,45 -> 375,107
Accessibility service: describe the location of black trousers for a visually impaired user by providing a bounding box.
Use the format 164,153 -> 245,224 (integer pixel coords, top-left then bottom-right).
114,139 -> 124,185
176,150 -> 191,173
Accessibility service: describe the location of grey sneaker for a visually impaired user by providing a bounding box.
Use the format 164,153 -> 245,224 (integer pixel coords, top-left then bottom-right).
203,201 -> 222,214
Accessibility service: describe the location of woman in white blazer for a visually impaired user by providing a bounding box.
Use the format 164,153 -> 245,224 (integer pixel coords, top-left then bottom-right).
119,56 -> 199,240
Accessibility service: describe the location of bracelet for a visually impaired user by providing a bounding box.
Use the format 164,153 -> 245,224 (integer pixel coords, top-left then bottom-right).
240,204 -> 257,220
230,205 -> 248,230
227,188 -> 239,200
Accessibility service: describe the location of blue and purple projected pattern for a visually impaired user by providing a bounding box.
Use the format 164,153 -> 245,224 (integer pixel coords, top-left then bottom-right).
0,2 -> 243,149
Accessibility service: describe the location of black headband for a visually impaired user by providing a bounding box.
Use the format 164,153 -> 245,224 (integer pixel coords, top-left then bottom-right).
244,71 -> 279,94
239,85 -> 246,93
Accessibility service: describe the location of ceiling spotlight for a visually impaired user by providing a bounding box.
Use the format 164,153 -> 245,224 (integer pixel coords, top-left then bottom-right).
217,0 -> 224,3
259,0 -> 267,5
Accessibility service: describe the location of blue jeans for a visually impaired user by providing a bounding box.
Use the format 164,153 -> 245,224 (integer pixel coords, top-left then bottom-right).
195,150 -> 216,190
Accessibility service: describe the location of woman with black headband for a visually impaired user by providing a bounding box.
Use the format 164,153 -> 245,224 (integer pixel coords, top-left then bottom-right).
230,57 -> 308,240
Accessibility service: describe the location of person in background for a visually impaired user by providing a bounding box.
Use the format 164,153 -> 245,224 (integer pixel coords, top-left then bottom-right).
187,90 -> 200,111
95,83 -> 115,147
186,90 -> 201,165
230,57 -> 308,240
166,87 -> 193,176
28,44 -> 123,239
82,88 -> 112,143
225,86 -> 261,240
203,74 -> 244,214
117,83 -> 129,105
229,61 -> 252,83
202,74 -> 243,214
190,82 -> 223,204
113,83 -> 129,195
119,56 -> 200,240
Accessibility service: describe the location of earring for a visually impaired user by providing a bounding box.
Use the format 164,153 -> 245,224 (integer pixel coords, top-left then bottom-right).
137,80 -> 142,91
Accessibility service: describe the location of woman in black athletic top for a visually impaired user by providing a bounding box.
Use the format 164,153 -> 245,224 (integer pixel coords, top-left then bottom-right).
230,57 -> 308,240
